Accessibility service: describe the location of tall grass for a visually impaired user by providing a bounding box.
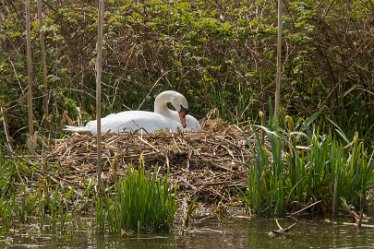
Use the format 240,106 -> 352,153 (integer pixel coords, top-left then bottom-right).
245,118 -> 374,216
105,165 -> 177,233
0,148 -> 73,229
1,147 -> 176,233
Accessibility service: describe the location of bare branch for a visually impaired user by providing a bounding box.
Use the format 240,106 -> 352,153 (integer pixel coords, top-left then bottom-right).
96,0 -> 105,192
25,0 -> 35,153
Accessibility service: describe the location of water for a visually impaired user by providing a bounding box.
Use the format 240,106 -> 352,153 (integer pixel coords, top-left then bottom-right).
1,218 -> 374,248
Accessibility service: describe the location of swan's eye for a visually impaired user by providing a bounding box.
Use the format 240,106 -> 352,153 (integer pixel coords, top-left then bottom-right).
167,102 -> 174,109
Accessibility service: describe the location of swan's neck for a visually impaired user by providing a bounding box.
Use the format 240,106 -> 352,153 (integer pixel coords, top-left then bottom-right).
154,91 -> 180,121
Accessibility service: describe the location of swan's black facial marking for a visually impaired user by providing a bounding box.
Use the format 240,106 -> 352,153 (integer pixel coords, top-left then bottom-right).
179,105 -> 189,115
178,105 -> 188,128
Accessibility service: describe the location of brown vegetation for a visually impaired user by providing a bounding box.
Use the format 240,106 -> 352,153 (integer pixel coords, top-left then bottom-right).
45,119 -> 253,209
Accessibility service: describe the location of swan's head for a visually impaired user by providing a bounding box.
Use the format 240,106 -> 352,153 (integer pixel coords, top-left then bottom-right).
155,90 -> 190,128
169,92 -> 189,128
178,105 -> 189,128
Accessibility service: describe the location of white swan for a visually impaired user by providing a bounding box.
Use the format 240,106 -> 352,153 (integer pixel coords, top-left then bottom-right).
64,90 -> 201,135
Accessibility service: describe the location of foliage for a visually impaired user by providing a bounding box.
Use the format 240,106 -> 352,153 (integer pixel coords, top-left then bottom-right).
0,0 -> 372,146
104,165 -> 177,233
245,116 -> 374,216
0,148 -> 73,229
0,146 -> 176,233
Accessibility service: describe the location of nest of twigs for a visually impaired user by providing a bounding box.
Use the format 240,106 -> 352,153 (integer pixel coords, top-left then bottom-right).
46,119 -> 255,214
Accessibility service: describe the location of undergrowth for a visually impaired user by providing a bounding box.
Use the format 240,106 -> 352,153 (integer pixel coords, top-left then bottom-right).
245,115 -> 374,216
0,150 -> 73,230
1,147 -> 177,234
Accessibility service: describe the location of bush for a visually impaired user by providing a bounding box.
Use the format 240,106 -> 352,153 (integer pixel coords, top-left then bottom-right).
0,0 -> 372,145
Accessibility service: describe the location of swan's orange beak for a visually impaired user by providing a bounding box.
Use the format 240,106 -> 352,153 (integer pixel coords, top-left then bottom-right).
178,111 -> 187,128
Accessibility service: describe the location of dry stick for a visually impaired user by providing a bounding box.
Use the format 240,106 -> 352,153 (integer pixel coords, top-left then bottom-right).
96,0 -> 105,192
25,0 -> 34,153
137,70 -> 170,110
7,58 -> 25,96
273,0 -> 282,122
341,197 -> 365,228
289,200 -> 322,216
137,136 -> 161,153
271,218 -> 296,236
0,105 -> 13,153
37,0 -> 49,130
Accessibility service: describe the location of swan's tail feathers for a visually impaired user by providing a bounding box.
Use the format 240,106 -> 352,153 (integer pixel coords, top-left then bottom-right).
64,125 -> 91,134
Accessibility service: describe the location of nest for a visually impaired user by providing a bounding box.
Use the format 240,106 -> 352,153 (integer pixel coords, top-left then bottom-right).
46,119 -> 255,213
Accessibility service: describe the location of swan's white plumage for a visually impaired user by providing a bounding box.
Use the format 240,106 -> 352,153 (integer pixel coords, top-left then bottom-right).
185,115 -> 201,131
83,111 -> 182,135
64,90 -> 201,135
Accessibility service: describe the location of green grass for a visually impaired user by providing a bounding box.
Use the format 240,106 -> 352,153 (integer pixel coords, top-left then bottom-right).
1,147 -> 176,234
245,117 -> 374,216
104,165 -> 177,233
0,149 -> 73,229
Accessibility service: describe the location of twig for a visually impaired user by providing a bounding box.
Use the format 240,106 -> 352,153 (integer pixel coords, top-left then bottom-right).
0,105 -> 13,153
340,197 -> 366,228
269,219 -> 296,236
137,70 -> 170,110
7,58 -> 25,96
137,136 -> 161,153
342,223 -> 374,228
289,200 -> 322,216
209,162 -> 234,173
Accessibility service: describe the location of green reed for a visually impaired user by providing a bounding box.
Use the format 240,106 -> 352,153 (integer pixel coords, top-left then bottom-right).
245,117 -> 374,216
106,165 -> 177,233
0,149 -> 72,229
